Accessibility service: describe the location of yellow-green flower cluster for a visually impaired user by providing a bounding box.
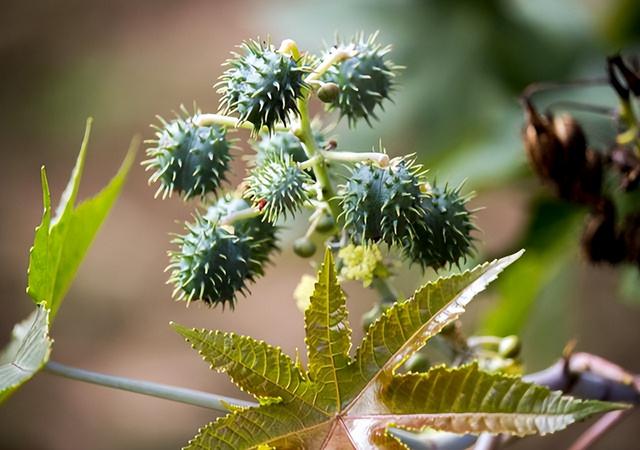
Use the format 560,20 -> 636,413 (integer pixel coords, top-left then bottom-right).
338,244 -> 387,287
293,274 -> 317,312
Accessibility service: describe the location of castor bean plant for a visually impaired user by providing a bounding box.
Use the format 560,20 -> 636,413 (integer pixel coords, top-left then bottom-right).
2,33 -> 638,450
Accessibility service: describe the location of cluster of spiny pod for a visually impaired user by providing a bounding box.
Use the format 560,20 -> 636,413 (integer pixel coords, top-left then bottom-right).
522,54 -> 640,266
143,33 -> 476,308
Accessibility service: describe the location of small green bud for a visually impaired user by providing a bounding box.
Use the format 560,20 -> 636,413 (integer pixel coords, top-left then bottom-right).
315,213 -> 336,233
293,237 -> 317,258
498,335 -> 522,359
317,82 -> 340,103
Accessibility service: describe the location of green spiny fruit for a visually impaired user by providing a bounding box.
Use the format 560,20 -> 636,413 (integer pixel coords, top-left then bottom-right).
320,32 -> 399,127
143,111 -> 232,200
250,130 -> 325,167
218,40 -> 307,133
403,183 -> 475,270
339,157 -> 426,246
244,153 -> 312,223
204,194 -> 279,264
168,216 -> 262,308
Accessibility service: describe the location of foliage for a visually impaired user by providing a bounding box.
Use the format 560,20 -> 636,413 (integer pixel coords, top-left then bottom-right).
0,119 -> 136,403
173,249 -> 622,449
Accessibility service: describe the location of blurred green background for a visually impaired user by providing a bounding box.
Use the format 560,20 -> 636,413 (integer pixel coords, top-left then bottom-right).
1,0 -> 639,448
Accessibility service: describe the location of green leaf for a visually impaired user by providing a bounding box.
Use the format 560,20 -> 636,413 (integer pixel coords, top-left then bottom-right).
175,249 -> 625,449
187,404 -> 332,450
1,120 -> 136,404
304,250 -> 351,411
0,307 -> 52,403
171,326 -> 325,416
26,119 -> 137,318
345,250 -> 525,407
377,363 -> 623,440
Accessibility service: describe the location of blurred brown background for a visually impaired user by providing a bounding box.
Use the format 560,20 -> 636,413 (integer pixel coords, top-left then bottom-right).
1,1 -> 640,449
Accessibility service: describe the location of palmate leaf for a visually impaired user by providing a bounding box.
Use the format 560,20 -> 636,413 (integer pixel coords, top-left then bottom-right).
1,120 -> 136,403
175,249 -> 625,450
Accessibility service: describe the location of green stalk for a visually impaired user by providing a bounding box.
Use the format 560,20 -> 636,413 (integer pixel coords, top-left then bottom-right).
45,361 -> 256,412
196,113 -> 288,132
295,97 -> 342,222
220,207 -> 261,226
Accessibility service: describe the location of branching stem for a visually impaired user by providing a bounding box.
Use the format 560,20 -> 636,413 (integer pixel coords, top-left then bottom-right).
319,149 -> 389,166
44,361 -> 257,412
295,97 -> 342,222
219,207 -> 261,226
195,113 -> 288,132
305,47 -> 355,84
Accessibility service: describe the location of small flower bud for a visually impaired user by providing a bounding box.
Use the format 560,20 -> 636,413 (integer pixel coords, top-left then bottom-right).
293,237 -> 317,258
317,82 -> 340,103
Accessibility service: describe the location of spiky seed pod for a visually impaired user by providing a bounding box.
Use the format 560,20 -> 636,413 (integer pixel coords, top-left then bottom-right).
218,40 -> 307,133
403,183 -> 475,270
244,153 -> 312,223
143,113 -> 232,200
250,130 -> 324,167
204,194 -> 279,265
168,216 -> 262,308
320,32 -> 399,126
339,158 -> 426,246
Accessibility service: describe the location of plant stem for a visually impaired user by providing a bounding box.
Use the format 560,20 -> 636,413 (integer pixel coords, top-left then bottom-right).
44,361 -> 257,412
195,113 -> 287,132
568,410 -> 630,450
295,98 -> 342,222
305,47 -> 355,84
319,149 -> 389,166
617,99 -> 640,154
220,207 -> 261,226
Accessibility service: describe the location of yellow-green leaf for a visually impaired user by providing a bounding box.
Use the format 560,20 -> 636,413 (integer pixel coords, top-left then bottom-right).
376,363 -> 624,437
175,249 -> 625,449
304,250 -> 352,411
171,325 -> 326,417
345,251 -> 524,411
